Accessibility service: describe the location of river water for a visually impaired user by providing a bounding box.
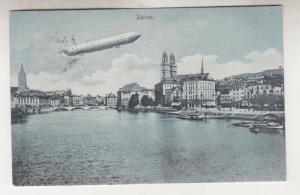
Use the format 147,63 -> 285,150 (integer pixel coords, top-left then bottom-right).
12,110 -> 286,185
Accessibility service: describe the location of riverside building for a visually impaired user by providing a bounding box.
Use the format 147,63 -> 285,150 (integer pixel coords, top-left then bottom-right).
229,78 -> 284,101
155,51 -> 216,108
182,60 -> 216,108
72,95 -> 84,106
155,51 -> 181,106
117,83 -> 155,108
105,93 -> 117,107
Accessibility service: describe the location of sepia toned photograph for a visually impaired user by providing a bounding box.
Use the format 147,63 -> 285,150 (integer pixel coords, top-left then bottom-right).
10,6 -> 285,186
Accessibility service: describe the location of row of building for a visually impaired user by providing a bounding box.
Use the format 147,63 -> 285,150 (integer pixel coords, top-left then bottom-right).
11,89 -> 118,108
217,70 -> 284,108
11,65 -> 118,108
113,52 -> 216,109
12,52 -> 284,110
116,51 -> 284,109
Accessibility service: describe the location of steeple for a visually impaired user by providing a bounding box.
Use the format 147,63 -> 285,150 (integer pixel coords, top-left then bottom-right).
18,63 -> 28,92
169,53 -> 175,64
201,58 -> 204,74
20,64 -> 25,74
169,52 -> 177,78
162,51 -> 168,64
161,51 -> 170,81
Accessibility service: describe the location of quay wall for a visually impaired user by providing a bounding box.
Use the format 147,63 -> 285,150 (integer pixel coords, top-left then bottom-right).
175,109 -> 285,120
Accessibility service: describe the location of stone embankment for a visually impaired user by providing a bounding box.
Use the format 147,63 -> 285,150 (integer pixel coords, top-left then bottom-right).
170,109 -> 285,120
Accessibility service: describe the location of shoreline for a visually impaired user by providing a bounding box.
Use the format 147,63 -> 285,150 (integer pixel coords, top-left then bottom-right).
172,110 -> 284,120
12,106 -> 285,122
117,107 -> 285,120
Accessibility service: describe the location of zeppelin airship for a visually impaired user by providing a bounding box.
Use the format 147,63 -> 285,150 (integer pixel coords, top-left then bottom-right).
62,32 -> 141,56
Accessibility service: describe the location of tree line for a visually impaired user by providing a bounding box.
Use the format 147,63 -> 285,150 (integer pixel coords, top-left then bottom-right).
128,93 -> 155,109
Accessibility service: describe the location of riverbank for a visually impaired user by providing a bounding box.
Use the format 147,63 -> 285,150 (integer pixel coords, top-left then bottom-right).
117,107 -> 177,113
11,108 -> 27,123
12,105 -> 285,122
167,109 -> 285,120
11,106 -> 112,117
117,106 -> 285,120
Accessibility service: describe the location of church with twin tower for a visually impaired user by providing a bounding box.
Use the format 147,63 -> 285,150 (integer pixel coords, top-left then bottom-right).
155,51 -> 182,106
155,51 -> 216,107
161,51 -> 177,81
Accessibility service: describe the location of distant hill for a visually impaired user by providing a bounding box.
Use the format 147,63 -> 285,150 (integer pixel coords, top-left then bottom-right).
220,68 -> 284,81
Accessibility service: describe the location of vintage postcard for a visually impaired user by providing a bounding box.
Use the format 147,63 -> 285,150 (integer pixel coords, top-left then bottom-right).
10,6 -> 285,186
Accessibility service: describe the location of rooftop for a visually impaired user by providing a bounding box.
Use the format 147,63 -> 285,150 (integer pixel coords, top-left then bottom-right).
18,90 -> 49,98
119,82 -> 151,92
178,73 -> 214,82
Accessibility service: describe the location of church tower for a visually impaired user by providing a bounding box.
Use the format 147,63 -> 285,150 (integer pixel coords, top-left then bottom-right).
169,53 -> 177,78
201,58 -> 204,74
161,51 -> 170,80
18,64 -> 28,93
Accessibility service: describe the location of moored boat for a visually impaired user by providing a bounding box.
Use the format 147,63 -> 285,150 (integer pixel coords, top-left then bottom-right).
258,122 -> 284,131
249,123 -> 260,134
233,120 -> 253,127
176,114 -> 205,120
248,121 -> 284,134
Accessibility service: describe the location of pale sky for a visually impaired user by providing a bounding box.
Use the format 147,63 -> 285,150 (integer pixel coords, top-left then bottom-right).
10,6 -> 283,96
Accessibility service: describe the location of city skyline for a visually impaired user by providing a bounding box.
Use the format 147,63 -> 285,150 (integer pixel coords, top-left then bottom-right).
10,7 -> 283,96
11,54 -> 283,97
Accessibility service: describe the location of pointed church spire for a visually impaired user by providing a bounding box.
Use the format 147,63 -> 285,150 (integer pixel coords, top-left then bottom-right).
169,52 -> 177,78
162,51 -> 168,64
169,52 -> 175,64
19,63 -> 25,74
161,51 -> 170,80
18,63 -> 28,92
201,58 -> 204,74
